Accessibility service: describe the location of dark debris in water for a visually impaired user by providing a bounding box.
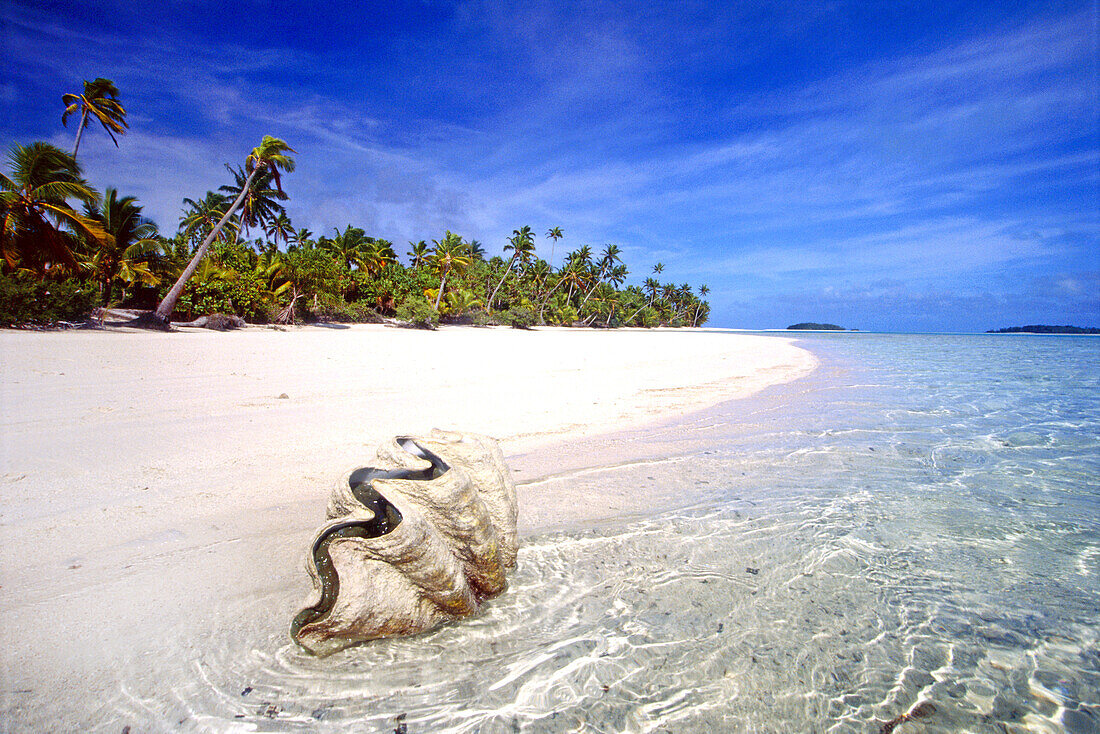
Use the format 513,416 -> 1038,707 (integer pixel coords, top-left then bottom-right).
879,701 -> 936,733
241,685 -> 252,696
746,566 -> 760,575
395,712 -> 408,733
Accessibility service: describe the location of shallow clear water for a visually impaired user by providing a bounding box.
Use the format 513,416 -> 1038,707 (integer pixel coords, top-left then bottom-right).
101,333 -> 1099,733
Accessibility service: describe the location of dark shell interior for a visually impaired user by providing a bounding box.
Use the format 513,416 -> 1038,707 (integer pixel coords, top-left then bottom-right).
290,440 -> 450,646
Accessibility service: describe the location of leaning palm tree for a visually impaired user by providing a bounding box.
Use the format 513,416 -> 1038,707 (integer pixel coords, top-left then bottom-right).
429,231 -> 470,311
624,276 -> 662,324
149,136 -> 295,327
563,246 -> 592,302
83,188 -> 159,303
692,284 -> 710,327
0,142 -> 106,275
61,78 -> 128,158
578,243 -> 621,315
536,251 -> 586,324
487,225 -> 534,312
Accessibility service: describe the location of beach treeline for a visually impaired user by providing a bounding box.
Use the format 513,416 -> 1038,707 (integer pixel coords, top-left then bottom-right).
0,78 -> 711,329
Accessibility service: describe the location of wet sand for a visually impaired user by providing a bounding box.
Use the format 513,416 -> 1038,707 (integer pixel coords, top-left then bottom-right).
0,324 -> 815,728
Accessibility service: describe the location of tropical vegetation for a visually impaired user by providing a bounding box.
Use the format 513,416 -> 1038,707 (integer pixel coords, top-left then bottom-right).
787,322 -> 846,331
1,77 -> 711,329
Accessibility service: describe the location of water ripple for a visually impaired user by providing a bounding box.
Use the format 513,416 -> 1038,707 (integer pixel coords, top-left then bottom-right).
92,334 -> 1100,732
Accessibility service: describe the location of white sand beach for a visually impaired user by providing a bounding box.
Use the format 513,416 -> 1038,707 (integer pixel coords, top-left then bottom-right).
0,325 -> 815,727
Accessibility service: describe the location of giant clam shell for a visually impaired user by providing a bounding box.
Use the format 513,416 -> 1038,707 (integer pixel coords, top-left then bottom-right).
291,430 -> 518,656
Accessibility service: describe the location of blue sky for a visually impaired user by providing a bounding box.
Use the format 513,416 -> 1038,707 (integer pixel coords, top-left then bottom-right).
2,0 -> 1097,331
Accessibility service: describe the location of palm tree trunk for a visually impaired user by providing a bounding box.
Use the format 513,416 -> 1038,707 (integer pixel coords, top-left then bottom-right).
486,255 -> 517,312
625,296 -> 654,325
433,269 -> 449,311
576,266 -> 607,315
536,275 -> 568,324
72,110 -> 88,158
153,168 -> 258,324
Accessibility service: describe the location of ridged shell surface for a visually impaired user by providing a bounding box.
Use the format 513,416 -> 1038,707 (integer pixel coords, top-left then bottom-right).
291,430 -> 518,656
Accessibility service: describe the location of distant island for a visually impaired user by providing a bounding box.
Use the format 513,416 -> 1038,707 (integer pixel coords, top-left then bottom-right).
987,325 -> 1100,334
787,322 -> 846,331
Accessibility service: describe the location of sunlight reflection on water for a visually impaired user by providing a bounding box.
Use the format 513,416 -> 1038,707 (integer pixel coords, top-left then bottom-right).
103,334 -> 1099,733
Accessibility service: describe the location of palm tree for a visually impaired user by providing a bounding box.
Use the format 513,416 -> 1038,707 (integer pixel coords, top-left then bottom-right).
536,251 -> 586,323
407,240 -> 429,268
252,249 -> 290,306
220,165 -> 287,240
0,142 -> 106,275
672,282 -> 694,323
265,212 -> 294,248
150,136 -> 295,327
429,231 -> 470,311
578,243 -> 621,314
83,188 -> 159,303
356,239 -> 397,277
607,263 -> 628,288
467,239 -> 486,261
563,246 -> 592,302
323,225 -> 368,269
583,282 -> 616,326
546,226 -> 562,266
625,276 -> 661,324
291,227 -> 313,249
61,78 -> 128,158
443,289 -> 482,318
179,192 -> 235,247
487,225 -> 534,312
692,284 -> 709,327
524,258 -> 550,305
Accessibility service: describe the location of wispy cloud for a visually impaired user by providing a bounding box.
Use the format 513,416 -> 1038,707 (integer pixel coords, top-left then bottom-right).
3,0 -> 1096,329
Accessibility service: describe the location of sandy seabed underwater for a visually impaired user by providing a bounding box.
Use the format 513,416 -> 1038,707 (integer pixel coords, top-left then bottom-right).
75,333 -> 1100,732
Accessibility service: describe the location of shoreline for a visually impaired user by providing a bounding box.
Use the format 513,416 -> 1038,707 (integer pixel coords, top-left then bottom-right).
0,324 -> 816,728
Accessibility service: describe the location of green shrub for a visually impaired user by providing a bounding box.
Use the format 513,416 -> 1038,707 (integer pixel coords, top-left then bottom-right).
468,310 -> 494,326
344,301 -> 383,323
0,275 -> 99,326
308,298 -> 382,323
503,305 -> 536,329
394,298 -> 439,329
174,269 -> 274,323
